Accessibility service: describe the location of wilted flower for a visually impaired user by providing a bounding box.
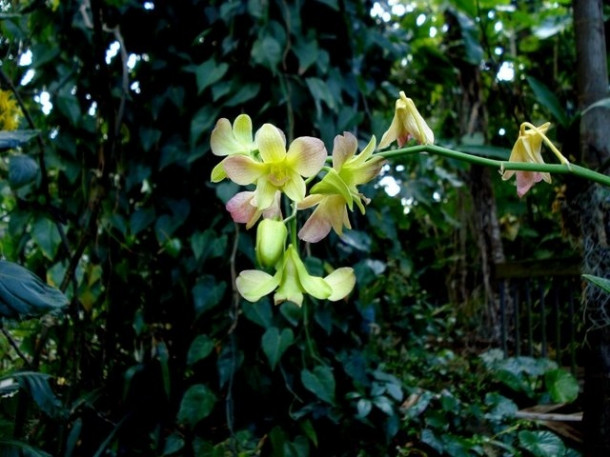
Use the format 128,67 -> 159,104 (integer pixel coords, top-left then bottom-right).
235,244 -> 355,306
222,123 -> 327,210
378,91 -> 434,149
298,133 -> 385,243
501,122 -> 553,197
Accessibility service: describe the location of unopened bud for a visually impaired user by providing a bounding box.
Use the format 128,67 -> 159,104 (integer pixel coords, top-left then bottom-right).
256,219 -> 287,267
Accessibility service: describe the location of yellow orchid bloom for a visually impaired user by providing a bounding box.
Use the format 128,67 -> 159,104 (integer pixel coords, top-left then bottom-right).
502,122 -> 558,197
298,132 -> 385,243
235,245 -> 355,306
222,123 -> 327,210
378,91 -> 434,149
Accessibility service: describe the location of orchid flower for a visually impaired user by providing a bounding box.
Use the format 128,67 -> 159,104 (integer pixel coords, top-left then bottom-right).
235,244 -> 356,306
298,132 -> 385,243
210,114 -> 258,182
378,91 -> 434,149
501,122 -> 565,197
222,123 -> 327,210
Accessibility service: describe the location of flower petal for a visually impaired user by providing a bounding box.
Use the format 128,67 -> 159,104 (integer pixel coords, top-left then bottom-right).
233,114 -> 254,146
211,118 -> 242,156
332,132 -> 358,171
298,206 -> 333,243
288,246 -> 331,300
516,171 -> 543,198
256,123 -> 287,162
282,169 -> 307,202
309,168 -> 353,208
253,177 -> 279,210
211,161 -> 228,183
287,136 -> 327,177
325,267 -> 356,301
226,191 -> 259,225
236,270 -> 279,302
223,155 -> 266,185
297,194 -> 325,210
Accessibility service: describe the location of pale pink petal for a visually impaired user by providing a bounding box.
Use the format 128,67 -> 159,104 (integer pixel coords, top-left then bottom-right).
262,191 -> 283,220
297,194 -> 324,210
332,132 -> 358,171
223,155 -> 266,185
255,124 -> 287,163
226,191 -> 258,224
286,137 -> 327,177
516,171 -> 543,197
298,206 -> 333,243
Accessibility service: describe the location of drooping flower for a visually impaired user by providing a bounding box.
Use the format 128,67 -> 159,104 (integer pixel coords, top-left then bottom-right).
378,91 -> 434,149
225,190 -> 282,229
501,122 -> 552,197
210,114 -> 257,182
235,244 -> 355,306
298,132 -> 385,243
222,123 -> 327,210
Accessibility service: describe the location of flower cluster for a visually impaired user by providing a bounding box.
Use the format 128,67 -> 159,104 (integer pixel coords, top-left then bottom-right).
0,90 -> 22,131
210,92 -> 434,306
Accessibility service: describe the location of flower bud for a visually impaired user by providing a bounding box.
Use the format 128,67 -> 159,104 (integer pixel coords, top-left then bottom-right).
256,219 -> 287,268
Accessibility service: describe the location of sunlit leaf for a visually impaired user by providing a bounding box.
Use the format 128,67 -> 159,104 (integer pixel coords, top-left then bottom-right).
545,369 -> 579,403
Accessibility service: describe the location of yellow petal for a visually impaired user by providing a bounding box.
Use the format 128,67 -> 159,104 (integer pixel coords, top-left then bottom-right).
256,123 -> 287,163
325,267 -> 356,301
287,136 -> 327,177
223,155 -> 266,185
236,270 -> 279,302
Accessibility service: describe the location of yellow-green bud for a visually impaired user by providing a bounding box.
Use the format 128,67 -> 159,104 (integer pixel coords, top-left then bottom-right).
256,219 -> 287,268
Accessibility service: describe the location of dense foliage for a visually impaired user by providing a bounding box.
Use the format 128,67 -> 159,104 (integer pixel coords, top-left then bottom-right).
0,0 -> 599,455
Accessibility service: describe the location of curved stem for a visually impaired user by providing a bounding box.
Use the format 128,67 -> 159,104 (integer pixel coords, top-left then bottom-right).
377,145 -> 610,188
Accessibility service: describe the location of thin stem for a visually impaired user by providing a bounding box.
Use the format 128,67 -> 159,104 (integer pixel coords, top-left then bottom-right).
377,145 -> 610,188
521,122 -> 570,165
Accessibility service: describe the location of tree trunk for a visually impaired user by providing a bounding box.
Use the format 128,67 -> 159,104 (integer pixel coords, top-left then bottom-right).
572,0 -> 610,455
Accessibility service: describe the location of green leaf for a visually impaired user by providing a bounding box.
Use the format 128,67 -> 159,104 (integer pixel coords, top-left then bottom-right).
31,217 -> 62,259
129,208 -> 156,236
8,154 -> 39,188
527,76 -> 570,127
162,433 -> 185,456
262,327 -> 294,370
56,93 -> 81,125
301,365 -> 335,404
177,384 -> 217,429
224,82 -> 261,107
0,130 -> 38,151
192,277 -> 226,318
9,371 -> 64,418
191,58 -> 229,94
356,398 -> 372,418
0,260 -> 68,319
251,35 -> 282,74
241,298 -> 273,327
583,274 -> 610,293
293,38 -> 318,74
0,440 -> 53,457
139,127 -> 162,152
518,430 -> 565,457
187,335 -> 215,365
305,77 -> 337,116
545,369 -> 579,403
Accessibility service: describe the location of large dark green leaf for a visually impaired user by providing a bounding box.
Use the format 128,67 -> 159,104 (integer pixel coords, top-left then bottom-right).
301,365 -> 335,404
518,430 -> 565,457
8,371 -> 64,418
262,327 -> 294,370
177,384 -> 217,429
0,260 -> 68,319
527,76 -> 570,127
8,154 -> 39,188
545,369 -> 579,403
0,440 -> 53,457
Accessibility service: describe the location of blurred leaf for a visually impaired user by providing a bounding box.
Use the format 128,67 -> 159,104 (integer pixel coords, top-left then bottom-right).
518,430 -> 565,457
301,365 -> 335,404
31,217 -> 62,259
527,76 -> 570,127
8,154 -> 39,188
251,36 -> 282,74
187,335 -> 215,365
0,440 -> 53,457
242,298 -> 273,327
545,369 -> 579,403
192,276 -> 226,318
191,58 -> 229,94
130,208 -> 156,236
262,327 -> 294,370
357,398 -> 372,418
177,384 -> 217,429
162,433 -> 185,456
583,274 -> 610,293
581,97 -> 610,116
9,371 -> 64,418
0,260 -> 68,319
0,130 -> 38,150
